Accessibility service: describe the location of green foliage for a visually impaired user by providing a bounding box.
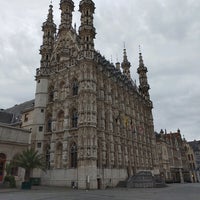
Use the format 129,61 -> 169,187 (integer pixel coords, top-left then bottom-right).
5,163 -> 13,176
13,148 -> 46,181
3,175 -> 16,188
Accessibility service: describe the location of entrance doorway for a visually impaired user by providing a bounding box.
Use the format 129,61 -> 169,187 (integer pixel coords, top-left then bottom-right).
0,153 -> 6,182
97,178 -> 102,189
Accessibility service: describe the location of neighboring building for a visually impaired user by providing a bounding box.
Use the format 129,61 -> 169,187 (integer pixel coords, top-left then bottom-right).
30,0 -> 157,189
155,131 -> 171,181
188,140 -> 200,182
0,123 -> 30,185
156,129 -> 197,183
21,104 -> 35,132
0,101 -> 33,185
0,99 -> 35,128
184,141 -> 198,182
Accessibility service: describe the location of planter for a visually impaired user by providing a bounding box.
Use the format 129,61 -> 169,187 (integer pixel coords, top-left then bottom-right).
21,181 -> 32,189
30,177 -> 41,186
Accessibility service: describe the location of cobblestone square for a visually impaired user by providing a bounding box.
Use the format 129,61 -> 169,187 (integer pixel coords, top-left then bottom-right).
0,183 -> 200,200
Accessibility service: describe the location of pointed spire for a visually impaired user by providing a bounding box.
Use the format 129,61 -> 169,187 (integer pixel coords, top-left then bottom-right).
47,4 -> 53,23
123,48 -> 129,63
43,3 -> 56,28
139,52 -> 145,68
137,49 -> 150,99
121,47 -> 131,79
40,3 -> 56,69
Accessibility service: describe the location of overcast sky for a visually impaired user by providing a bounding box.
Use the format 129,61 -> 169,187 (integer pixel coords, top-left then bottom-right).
0,0 -> 199,141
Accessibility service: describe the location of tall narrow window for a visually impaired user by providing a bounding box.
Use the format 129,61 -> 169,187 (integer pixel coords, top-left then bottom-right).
97,140 -> 101,168
106,142 -> 110,167
57,110 -> 64,131
45,145 -> 51,170
70,143 -> 77,168
47,119 -> 52,132
72,80 -> 78,96
72,109 -> 78,128
56,143 -> 63,169
114,144 -> 118,168
46,114 -> 52,132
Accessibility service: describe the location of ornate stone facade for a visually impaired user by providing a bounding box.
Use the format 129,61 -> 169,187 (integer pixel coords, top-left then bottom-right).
32,0 -> 157,189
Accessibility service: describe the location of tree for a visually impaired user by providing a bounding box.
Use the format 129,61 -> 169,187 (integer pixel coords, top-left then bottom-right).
14,148 -> 45,182
5,162 -> 12,176
3,162 -> 16,188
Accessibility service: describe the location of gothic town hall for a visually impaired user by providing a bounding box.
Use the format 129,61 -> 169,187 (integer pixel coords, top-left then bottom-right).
31,0 -> 157,189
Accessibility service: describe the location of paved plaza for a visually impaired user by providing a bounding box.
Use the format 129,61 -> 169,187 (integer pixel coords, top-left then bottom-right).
0,183 -> 200,200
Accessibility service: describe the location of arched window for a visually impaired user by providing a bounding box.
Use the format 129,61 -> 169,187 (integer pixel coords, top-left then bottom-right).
45,145 -> 51,170
71,109 -> 78,128
70,143 -> 77,168
72,80 -> 78,96
55,143 -> 63,169
57,110 -> 64,131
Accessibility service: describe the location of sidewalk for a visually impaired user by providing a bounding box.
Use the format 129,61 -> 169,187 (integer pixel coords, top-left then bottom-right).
0,188 -> 20,193
0,185 -> 70,193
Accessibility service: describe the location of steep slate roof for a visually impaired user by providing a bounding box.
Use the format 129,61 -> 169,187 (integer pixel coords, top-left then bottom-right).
0,99 -> 35,125
0,111 -> 13,124
5,99 -> 34,115
188,140 -> 200,151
